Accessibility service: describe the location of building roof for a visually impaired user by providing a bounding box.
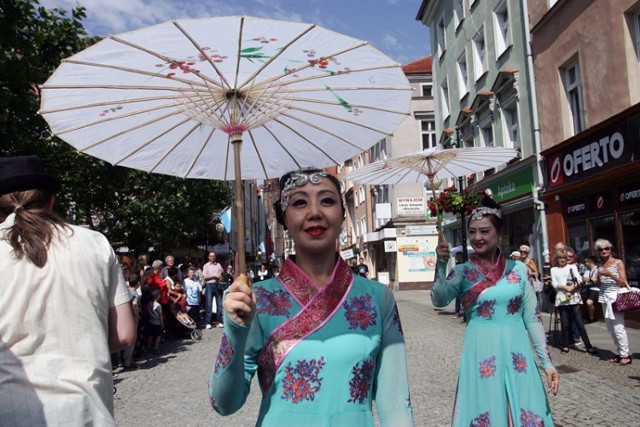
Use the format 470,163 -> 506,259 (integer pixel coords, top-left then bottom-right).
401,56 -> 432,74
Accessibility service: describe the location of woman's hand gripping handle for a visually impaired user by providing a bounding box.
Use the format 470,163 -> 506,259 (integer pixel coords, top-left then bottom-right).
223,273 -> 257,327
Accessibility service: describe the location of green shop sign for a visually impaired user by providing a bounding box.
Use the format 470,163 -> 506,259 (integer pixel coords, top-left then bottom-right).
484,168 -> 534,203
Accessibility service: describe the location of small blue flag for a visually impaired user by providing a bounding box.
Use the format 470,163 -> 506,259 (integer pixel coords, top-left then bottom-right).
258,241 -> 266,253
220,208 -> 232,233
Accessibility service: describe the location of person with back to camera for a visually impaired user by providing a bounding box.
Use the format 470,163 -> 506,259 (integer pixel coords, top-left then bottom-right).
595,238 -> 632,366
432,195 -> 558,426
550,249 -> 597,355
0,155 -> 136,426
208,168 -> 413,426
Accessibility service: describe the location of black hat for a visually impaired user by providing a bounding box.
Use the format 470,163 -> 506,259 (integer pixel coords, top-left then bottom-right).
0,155 -> 61,196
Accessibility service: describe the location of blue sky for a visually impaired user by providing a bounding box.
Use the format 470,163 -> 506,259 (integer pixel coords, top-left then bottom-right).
40,0 -> 431,64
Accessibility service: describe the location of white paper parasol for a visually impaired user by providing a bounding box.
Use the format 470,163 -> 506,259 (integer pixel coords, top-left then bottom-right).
39,15 -> 412,272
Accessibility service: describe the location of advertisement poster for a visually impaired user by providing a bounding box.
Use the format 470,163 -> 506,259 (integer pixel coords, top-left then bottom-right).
396,235 -> 438,282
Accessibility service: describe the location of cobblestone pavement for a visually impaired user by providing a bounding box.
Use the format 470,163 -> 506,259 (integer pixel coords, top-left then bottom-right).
114,290 -> 640,426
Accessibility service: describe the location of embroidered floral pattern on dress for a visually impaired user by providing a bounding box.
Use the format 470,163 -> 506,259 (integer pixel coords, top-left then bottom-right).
281,357 -> 326,404
511,352 -> 528,373
214,333 -> 234,375
506,268 -> 521,284
463,266 -> 480,282
470,411 -> 492,427
446,268 -> 457,281
392,304 -> 404,336
479,356 -> 497,379
347,358 -> 375,403
343,294 -> 377,330
255,287 -> 293,316
209,396 -> 221,413
519,408 -> 544,426
534,305 -> 543,323
507,295 -> 523,315
476,300 -> 496,319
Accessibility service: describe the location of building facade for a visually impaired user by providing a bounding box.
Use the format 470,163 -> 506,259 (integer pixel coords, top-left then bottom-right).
417,0 -> 551,272
529,0 -> 640,290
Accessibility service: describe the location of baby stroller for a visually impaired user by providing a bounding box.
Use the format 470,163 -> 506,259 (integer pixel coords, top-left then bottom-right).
168,300 -> 203,341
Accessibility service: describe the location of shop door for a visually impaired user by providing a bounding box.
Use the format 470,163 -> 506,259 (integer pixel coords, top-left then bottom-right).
590,215 -> 617,256
621,211 -> 640,286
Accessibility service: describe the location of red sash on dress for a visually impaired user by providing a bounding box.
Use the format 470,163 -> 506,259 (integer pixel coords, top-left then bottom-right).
461,252 -> 507,312
256,255 -> 353,395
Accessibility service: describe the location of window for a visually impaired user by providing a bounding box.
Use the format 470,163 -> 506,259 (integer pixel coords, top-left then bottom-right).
437,17 -> 446,58
453,0 -> 464,29
441,79 -> 450,119
549,0 -> 559,8
420,82 -> 433,98
493,1 -> 511,56
457,51 -> 468,98
502,104 -> 519,149
480,122 -> 494,147
358,186 -> 366,206
563,61 -> 585,135
419,116 -> 437,150
472,27 -> 487,80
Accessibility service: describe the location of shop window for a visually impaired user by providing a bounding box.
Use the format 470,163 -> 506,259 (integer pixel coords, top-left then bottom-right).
621,211 -> 640,285
504,208 -> 535,258
566,221 -> 589,261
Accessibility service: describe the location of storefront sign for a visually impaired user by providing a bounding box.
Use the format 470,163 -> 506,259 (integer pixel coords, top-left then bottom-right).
405,224 -> 438,235
547,118 -> 633,188
618,182 -> 640,207
565,197 -> 587,218
340,249 -> 355,260
484,167 -> 534,204
396,197 -> 425,216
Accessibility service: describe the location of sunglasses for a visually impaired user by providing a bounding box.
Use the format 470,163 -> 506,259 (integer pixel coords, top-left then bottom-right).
597,247 -> 611,252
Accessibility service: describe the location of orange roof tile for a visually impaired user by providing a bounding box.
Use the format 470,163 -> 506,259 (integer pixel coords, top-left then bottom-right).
402,56 -> 432,74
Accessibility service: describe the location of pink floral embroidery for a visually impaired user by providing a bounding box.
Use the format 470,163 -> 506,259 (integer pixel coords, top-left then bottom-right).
214,333 -> 234,375
476,300 -> 496,319
281,357 -> 325,403
506,269 -> 521,283
463,266 -> 480,282
507,295 -> 523,314
344,294 -> 377,330
255,287 -> 293,316
519,408 -> 545,426
348,358 -> 375,403
209,396 -> 220,413
534,305 -> 543,323
512,352 -> 528,373
479,356 -> 496,379
470,411 -> 492,426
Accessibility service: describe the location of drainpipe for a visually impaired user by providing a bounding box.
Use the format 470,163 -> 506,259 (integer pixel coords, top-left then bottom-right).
521,1 -> 550,276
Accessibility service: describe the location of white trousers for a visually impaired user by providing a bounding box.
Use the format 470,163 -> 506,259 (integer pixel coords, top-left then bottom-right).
602,303 -> 630,357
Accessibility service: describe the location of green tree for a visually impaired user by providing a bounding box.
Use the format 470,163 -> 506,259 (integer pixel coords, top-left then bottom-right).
0,0 -> 233,254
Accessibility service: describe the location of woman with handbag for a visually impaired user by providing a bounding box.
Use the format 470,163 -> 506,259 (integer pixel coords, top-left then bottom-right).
595,238 -> 632,366
550,249 -> 597,355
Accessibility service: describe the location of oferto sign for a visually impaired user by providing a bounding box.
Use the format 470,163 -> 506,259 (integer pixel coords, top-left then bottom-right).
546,113 -> 636,189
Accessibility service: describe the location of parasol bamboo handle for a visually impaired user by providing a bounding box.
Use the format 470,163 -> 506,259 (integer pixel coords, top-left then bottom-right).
231,133 -> 246,276
428,176 -> 443,239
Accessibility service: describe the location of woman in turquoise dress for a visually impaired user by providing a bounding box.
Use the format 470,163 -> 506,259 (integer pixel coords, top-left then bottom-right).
432,197 -> 559,426
208,168 -> 414,426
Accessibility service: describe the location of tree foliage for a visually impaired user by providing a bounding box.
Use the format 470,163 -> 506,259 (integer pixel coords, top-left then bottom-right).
0,0 -> 233,254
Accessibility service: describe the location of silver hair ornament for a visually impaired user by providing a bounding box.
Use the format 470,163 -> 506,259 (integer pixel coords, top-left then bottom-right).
280,171 -> 328,212
469,206 -> 502,221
